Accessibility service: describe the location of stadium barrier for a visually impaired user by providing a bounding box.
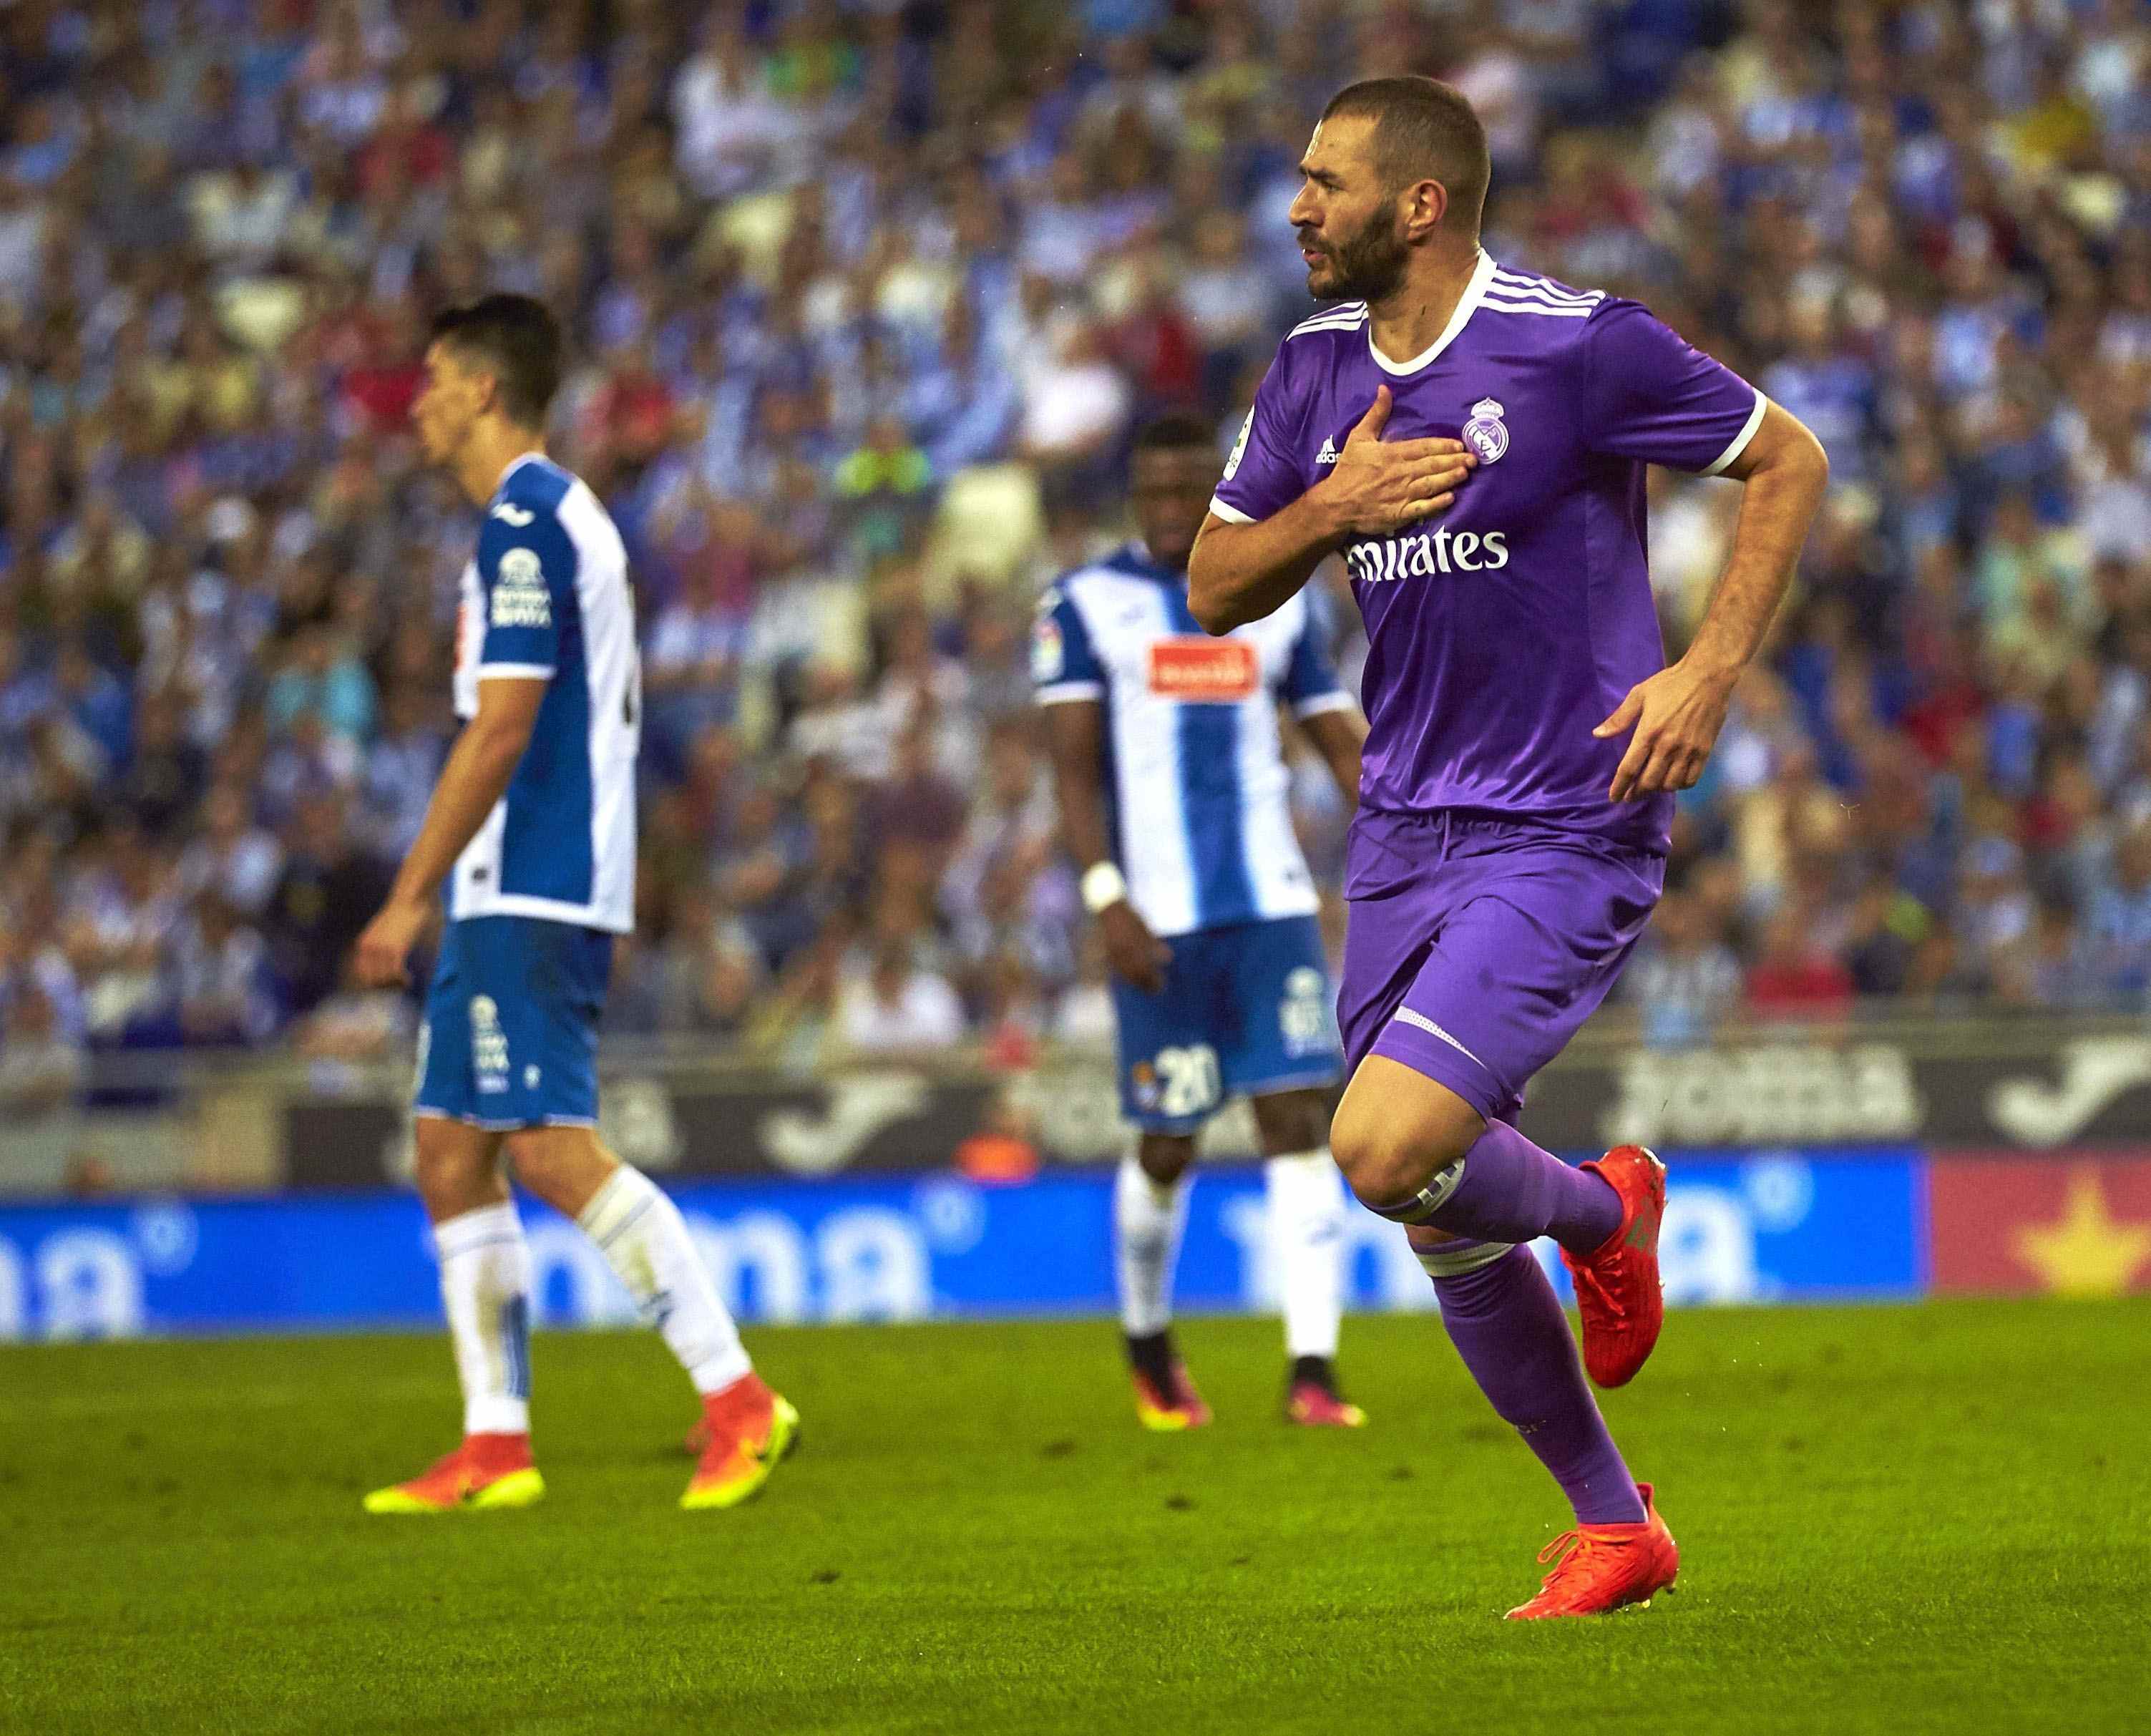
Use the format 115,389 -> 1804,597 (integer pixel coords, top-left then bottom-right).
0,1019 -> 2107,1196
14,1145 -> 2149,1344
8,1018 -> 2151,1340
274,1019 -> 2151,1186
16,1018 -> 2151,1199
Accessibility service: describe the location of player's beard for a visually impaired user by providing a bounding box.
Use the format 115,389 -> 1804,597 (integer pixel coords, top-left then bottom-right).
1306,209 -> 1410,305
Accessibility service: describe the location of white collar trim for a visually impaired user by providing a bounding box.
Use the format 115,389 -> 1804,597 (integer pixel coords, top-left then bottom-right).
1367,250 -> 1497,376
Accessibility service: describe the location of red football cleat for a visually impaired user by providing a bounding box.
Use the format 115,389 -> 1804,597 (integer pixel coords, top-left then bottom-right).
363,1433 -> 543,1514
1561,1145 -> 1667,1388
681,1371 -> 801,1511
1505,1482 -> 1679,1619
1132,1362 -> 1212,1431
1285,1379 -> 1366,1428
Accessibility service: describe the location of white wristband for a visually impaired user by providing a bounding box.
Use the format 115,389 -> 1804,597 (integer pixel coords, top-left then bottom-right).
1081,861 -> 1129,915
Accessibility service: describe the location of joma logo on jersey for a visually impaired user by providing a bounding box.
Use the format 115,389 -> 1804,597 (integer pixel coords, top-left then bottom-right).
491,547 -> 551,629
1345,527 -> 1511,584
1148,638 -> 1258,701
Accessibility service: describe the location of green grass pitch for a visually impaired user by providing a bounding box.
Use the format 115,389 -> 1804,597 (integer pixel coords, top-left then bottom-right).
3,1299 -> 2146,1735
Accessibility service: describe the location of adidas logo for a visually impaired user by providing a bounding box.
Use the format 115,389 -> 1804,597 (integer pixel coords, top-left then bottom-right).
1316,438 -> 1340,466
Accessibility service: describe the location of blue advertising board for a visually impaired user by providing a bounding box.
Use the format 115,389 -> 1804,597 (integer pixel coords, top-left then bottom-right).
0,1151 -> 1926,1342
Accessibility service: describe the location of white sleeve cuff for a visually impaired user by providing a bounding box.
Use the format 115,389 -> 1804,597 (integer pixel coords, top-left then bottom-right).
1699,392 -> 1769,477
1206,495 -> 1257,525
1035,681 -> 1105,706
1291,691 -> 1359,721
478,663 -> 555,681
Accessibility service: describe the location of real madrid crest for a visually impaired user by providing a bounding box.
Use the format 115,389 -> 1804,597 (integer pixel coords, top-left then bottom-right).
1463,396 -> 1509,464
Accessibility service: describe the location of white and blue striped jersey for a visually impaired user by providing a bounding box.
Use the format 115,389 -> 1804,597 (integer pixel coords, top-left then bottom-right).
1034,542 -> 1355,938
449,454 -> 639,935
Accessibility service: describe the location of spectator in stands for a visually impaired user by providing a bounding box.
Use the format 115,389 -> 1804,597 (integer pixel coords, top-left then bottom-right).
2087,819 -> 2151,1003
1994,889 -> 2099,1013
0,975 -> 86,1116
177,784 -> 283,922
1626,888 -> 1744,1049
833,931 -> 967,1061
165,891 -> 279,1048
1,0 -> 2150,1058
360,681 -> 449,859
264,789 -> 395,1019
1747,905 -> 1858,1021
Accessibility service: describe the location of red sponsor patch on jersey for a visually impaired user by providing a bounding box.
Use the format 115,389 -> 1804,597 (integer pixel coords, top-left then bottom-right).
1147,637 -> 1258,701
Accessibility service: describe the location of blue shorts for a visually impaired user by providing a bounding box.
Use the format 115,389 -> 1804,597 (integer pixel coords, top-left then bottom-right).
414,916 -> 614,1131
1111,915 -> 1345,1133
1337,810 -> 1663,1124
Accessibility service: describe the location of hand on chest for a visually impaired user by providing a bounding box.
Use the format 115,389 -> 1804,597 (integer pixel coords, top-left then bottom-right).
1320,377 -> 1569,586
1315,381 -> 1550,500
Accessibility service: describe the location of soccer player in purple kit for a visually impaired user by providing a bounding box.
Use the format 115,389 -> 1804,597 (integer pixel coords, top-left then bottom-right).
1189,78 -> 1829,1619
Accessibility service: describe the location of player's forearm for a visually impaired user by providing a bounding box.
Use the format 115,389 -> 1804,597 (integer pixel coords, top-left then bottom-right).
387,719 -> 530,906
1050,757 -> 1116,872
1685,413 -> 1829,685
1188,492 -> 1350,634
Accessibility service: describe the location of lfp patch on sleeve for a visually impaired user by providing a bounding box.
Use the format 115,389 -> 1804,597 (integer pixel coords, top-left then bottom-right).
1031,613 -> 1065,683
1221,409 -> 1253,481
490,547 -> 552,628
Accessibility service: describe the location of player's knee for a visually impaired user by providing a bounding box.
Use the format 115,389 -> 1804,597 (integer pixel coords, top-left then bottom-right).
1333,1132 -> 1430,1212
1331,1096 -> 1476,1212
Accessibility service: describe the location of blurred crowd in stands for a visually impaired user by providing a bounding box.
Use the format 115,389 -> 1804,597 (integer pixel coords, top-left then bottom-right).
2,0 -> 2151,1108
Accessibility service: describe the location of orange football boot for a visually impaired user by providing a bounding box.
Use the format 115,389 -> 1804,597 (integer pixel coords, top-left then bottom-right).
1505,1482 -> 1679,1619
681,1371 -> 800,1511
363,1433 -> 543,1514
1561,1145 -> 1667,1388
1284,1363 -> 1366,1428
1132,1361 -> 1212,1430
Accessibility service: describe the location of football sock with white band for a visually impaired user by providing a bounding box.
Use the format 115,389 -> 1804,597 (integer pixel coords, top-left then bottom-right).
1115,1155 -> 1189,1337
434,1201 -> 533,1438
579,1166 -> 752,1396
1266,1151 -> 1347,1360
1365,1121 -> 1621,1253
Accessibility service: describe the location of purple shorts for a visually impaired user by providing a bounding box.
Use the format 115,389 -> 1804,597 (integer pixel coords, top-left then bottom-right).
1337,809 -> 1664,1123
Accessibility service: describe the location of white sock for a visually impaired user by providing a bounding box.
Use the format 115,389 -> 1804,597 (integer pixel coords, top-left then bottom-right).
1267,1151 -> 1347,1360
434,1202 -> 532,1437
578,1166 -> 752,1396
1116,1155 -> 1189,1337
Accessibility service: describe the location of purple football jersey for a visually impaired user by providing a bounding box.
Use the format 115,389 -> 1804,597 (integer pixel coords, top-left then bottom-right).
1210,250 -> 1766,849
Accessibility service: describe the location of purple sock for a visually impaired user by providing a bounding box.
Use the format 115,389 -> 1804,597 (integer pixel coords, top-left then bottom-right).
1432,1121 -> 1621,1252
1420,1239 -> 1646,1526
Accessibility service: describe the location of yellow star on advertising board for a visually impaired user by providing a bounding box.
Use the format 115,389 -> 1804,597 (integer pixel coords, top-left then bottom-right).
2011,1171 -> 2151,1297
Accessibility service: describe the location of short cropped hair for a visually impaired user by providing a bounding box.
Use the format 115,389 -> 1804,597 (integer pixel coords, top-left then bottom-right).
1321,77 -> 1491,236
1132,413 -> 1219,456
429,294 -> 565,429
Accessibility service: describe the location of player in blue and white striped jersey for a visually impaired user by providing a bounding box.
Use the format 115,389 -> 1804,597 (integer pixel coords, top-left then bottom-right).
354,296 -> 794,1516
1037,415 -> 1371,1430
